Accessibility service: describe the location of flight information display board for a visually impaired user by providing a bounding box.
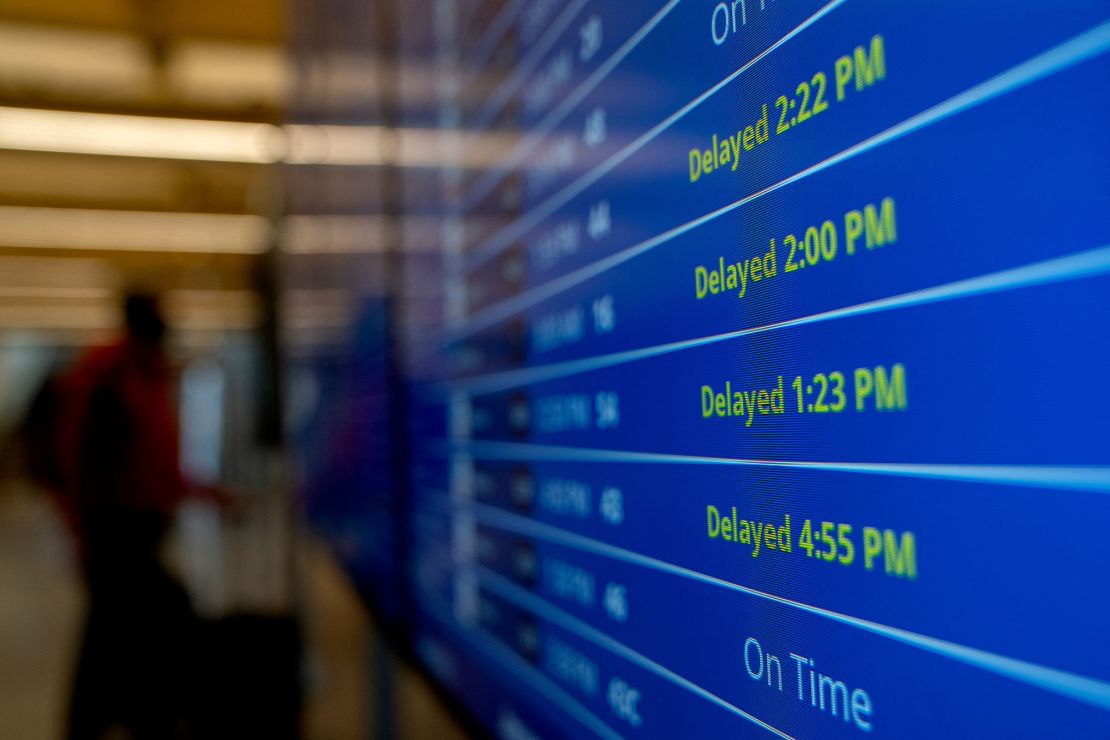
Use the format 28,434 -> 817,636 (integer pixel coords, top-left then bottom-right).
388,1 -> 1110,737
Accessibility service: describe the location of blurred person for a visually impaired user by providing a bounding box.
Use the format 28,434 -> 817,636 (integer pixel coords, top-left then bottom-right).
38,292 -> 202,739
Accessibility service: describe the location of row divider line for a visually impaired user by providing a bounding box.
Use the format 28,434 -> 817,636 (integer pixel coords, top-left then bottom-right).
437,243 -> 1110,396
456,0 -> 530,89
456,0 -> 689,213
463,0 -> 591,136
420,439 -> 1110,493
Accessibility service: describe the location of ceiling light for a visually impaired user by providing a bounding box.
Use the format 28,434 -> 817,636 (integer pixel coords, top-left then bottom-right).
0,205 -> 271,253
0,106 -> 282,163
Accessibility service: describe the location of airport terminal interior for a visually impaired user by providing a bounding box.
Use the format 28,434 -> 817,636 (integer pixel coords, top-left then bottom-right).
0,1 -> 1108,738
0,0 -> 466,737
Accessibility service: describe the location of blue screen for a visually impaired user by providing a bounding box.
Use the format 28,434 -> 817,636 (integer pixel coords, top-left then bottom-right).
318,1 -> 1110,737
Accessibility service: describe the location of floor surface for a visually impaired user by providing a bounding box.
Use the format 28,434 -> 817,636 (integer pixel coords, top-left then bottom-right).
0,480 -> 469,740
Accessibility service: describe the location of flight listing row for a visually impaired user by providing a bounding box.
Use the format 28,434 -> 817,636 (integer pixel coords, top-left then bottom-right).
405,460 -> 1109,681
427,272 -> 1110,466
406,492 -> 1110,738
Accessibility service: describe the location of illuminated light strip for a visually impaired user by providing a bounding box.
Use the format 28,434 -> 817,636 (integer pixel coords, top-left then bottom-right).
473,565 -> 794,738
419,596 -> 626,740
461,0 -> 847,268
0,205 -> 270,254
0,107 -> 426,167
442,244 -> 1110,395
467,0 -> 591,133
451,499 -> 1110,712
0,23 -> 288,109
454,17 -> 1110,328
0,106 -> 282,163
434,439 -> 1110,493
457,0 -> 690,213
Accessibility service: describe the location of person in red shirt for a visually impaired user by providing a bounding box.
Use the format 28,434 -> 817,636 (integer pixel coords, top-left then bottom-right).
56,293 -> 197,740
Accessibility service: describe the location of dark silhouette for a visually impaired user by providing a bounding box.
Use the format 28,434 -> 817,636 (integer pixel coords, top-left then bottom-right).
18,292 -> 303,739
53,292 -> 197,740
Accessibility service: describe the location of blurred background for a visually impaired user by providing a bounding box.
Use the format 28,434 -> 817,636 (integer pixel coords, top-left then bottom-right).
0,0 -> 461,738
